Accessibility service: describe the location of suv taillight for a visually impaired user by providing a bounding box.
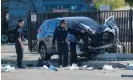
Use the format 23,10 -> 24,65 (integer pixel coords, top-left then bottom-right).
37,28 -> 41,33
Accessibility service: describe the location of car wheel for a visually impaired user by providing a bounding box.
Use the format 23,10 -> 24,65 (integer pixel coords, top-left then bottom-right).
114,41 -> 123,53
39,43 -> 51,60
1,34 -> 9,43
106,39 -> 123,53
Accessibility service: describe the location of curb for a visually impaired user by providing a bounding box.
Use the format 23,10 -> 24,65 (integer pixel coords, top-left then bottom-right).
94,53 -> 133,60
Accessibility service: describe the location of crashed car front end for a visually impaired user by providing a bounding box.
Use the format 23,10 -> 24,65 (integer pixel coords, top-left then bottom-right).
68,16 -> 123,53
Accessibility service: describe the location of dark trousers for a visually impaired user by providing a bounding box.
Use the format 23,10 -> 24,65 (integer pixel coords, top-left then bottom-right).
57,43 -> 68,66
70,42 -> 77,65
15,42 -> 24,66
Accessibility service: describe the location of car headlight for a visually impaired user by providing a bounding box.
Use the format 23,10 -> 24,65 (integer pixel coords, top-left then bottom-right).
103,32 -> 109,39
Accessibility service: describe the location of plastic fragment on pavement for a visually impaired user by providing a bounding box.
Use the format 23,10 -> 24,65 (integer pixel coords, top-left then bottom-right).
103,65 -> 113,70
1,65 -> 15,72
125,64 -> 133,70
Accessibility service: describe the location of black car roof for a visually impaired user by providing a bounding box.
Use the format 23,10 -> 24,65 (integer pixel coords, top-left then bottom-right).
46,17 -> 94,22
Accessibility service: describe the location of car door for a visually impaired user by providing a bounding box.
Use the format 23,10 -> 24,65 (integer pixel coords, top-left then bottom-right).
44,20 -> 59,53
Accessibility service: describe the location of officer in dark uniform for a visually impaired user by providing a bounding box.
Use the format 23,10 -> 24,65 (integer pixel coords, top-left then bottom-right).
15,19 -> 25,68
67,33 -> 78,65
52,20 -> 69,67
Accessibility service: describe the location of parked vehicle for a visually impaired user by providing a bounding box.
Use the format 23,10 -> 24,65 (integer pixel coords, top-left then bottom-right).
37,16 -> 123,60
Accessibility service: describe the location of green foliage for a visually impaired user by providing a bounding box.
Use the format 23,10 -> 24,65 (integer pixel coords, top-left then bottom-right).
1,0 -> 7,3
125,0 -> 133,6
94,0 -> 125,10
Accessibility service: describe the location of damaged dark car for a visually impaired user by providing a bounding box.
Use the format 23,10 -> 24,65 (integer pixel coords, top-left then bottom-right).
37,16 -> 123,59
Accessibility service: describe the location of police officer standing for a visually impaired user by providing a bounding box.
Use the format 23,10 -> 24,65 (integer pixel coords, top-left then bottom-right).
67,34 -> 79,65
52,20 -> 69,67
15,19 -> 25,68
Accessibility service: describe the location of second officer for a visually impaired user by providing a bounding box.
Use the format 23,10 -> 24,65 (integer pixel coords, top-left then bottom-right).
52,20 -> 69,67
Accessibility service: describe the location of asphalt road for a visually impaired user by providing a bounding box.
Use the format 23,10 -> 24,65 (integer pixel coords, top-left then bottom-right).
1,68 -> 133,80
1,44 -> 133,80
1,43 -> 30,53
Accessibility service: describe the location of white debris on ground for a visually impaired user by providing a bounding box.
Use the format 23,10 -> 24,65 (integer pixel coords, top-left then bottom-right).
103,65 -> 114,70
39,65 -> 58,71
43,65 -> 49,69
125,64 -> 133,70
39,65 -> 49,70
1,65 -> 15,72
86,67 -> 94,70
66,64 -> 94,70
81,65 -> 94,70
81,65 -> 88,69
66,63 -> 79,70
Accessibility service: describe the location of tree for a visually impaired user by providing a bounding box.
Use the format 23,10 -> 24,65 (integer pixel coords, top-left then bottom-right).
125,0 -> 133,7
1,0 -> 6,3
94,0 -> 125,10
2,0 -> 37,12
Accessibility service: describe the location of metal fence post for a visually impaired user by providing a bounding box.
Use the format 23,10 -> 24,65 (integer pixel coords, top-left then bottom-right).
27,10 -> 32,51
129,9 -> 133,53
98,10 -> 101,24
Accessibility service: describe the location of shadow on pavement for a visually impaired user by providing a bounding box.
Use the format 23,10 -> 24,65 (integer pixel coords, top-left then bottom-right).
1,58 -> 59,67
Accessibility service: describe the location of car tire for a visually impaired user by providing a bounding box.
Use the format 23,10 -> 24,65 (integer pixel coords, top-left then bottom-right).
114,41 -> 123,53
39,43 -> 51,60
105,39 -> 123,53
1,34 -> 9,44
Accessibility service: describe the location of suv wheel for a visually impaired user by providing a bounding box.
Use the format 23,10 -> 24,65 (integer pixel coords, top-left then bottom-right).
39,43 -> 51,60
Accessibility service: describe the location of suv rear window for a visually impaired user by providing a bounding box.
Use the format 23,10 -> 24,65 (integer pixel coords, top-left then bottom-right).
47,21 -> 59,31
40,20 -> 49,30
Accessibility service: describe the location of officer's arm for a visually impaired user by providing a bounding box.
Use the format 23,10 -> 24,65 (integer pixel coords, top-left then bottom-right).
52,28 -> 58,45
68,27 -> 73,34
18,37 -> 23,48
68,27 -> 77,34
17,29 -> 23,48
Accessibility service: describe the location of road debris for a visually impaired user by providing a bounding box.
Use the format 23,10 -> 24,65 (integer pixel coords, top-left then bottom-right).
66,64 -> 94,70
39,62 -> 58,71
125,63 -> 133,70
1,65 -> 15,72
86,67 -> 94,70
66,63 -> 79,70
103,65 -> 113,70
49,65 -> 58,71
81,65 -> 88,69
43,65 -> 49,69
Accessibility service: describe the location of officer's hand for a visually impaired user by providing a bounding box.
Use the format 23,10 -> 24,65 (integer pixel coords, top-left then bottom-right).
21,45 -> 24,49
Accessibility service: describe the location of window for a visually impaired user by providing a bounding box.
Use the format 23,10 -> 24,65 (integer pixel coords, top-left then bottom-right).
67,21 -> 73,28
41,20 -> 49,30
72,19 -> 99,27
78,19 -> 99,30
47,21 -> 58,31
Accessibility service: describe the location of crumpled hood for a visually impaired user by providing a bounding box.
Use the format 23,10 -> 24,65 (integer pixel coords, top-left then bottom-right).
79,23 -> 108,35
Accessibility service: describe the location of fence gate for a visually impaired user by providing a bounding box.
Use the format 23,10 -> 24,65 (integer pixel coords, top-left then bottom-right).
27,10 -> 133,53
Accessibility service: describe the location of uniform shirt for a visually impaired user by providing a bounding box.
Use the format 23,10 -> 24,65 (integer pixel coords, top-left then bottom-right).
52,26 -> 69,45
15,25 -> 23,44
